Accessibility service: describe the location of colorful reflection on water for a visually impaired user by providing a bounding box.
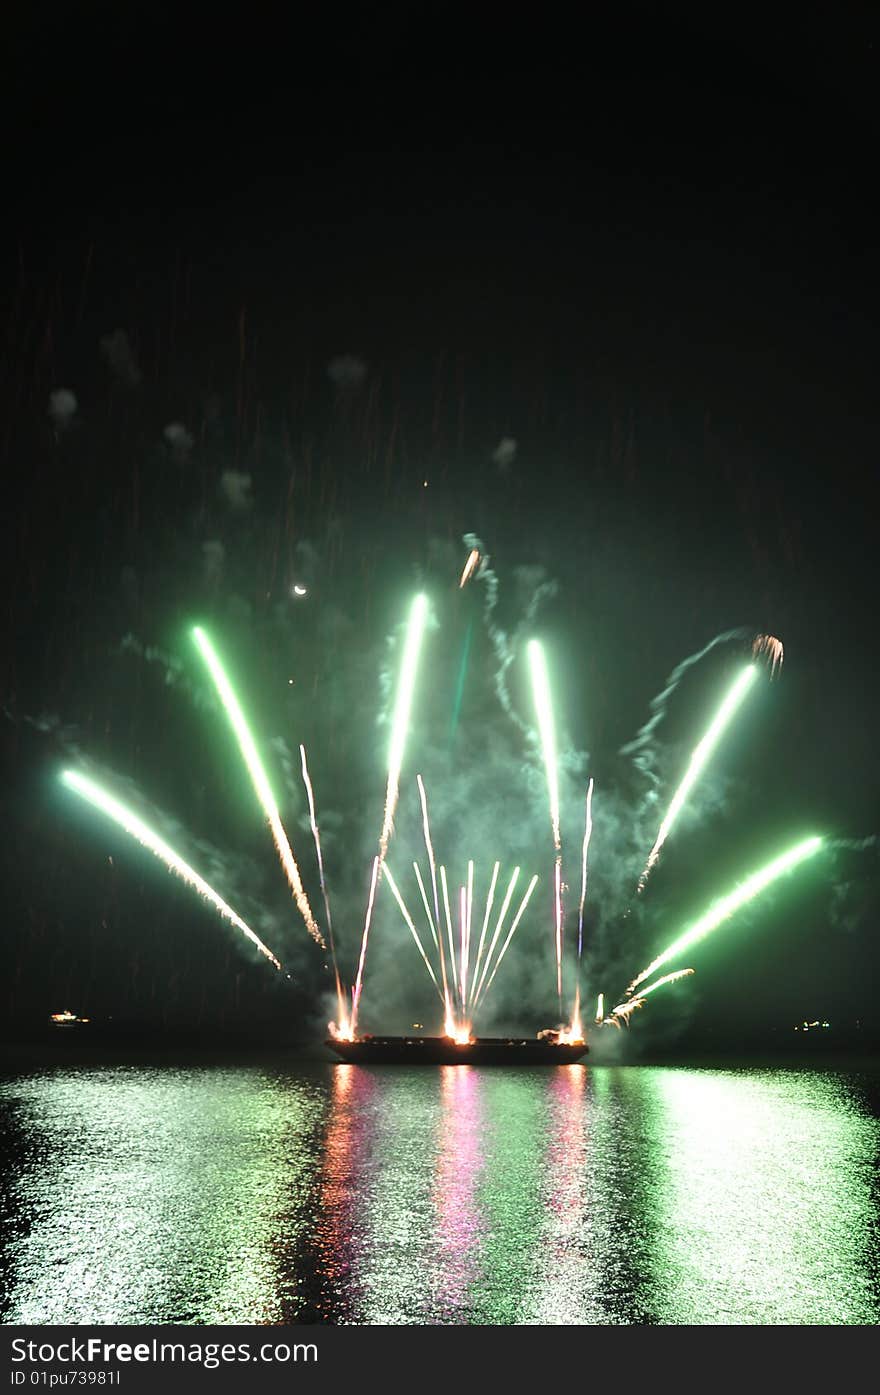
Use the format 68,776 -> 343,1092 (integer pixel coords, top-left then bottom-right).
1,1061 -> 878,1324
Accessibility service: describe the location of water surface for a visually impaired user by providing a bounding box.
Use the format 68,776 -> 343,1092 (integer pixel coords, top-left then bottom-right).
1,1060 -> 877,1324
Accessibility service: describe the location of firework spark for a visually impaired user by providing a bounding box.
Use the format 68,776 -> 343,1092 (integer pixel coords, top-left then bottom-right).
60,770 -> 282,970
628,836 -> 823,996
459,548 -> 480,588
752,633 -> 784,677
474,873 -> 539,1011
379,593 -> 429,861
191,627 -> 324,948
470,866 -> 520,1008
470,860 -> 500,1004
637,664 -> 758,892
300,744 -> 344,1016
595,992 -> 605,1024
440,865 -> 459,1000
351,856 -> 380,1036
382,864 -> 444,1001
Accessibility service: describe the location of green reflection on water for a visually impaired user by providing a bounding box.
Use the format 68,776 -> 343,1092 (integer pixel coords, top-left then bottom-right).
2,1062 -> 878,1325
2,1068 -> 324,1324
628,1067 -> 880,1324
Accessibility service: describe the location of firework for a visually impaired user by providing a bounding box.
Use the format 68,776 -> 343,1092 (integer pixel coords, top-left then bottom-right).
416,776 -> 450,1005
752,633 -> 784,677
633,967 -> 694,1000
470,866 -> 520,1008
473,874 -> 539,1011
595,992 -> 604,1023
559,987 -> 583,1044
440,865 -> 459,999
60,769 -> 282,970
459,548 -> 480,588
413,861 -> 440,955
300,744 -> 345,1017
577,778 -> 594,961
379,593 -> 429,861
191,627 -> 324,948
350,856 -> 380,1036
637,664 -> 758,892
470,860 -> 500,1003
382,864 -> 443,1000
628,836 -> 823,996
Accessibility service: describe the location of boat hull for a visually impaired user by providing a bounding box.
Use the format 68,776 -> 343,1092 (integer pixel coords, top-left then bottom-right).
325,1035 -> 588,1065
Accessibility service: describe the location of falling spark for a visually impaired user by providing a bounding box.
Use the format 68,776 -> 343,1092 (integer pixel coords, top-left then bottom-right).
351,856 -> 380,1035
628,836 -> 823,996
752,633 -> 784,677
611,998 -> 645,1026
578,779 -> 594,960
475,874 -> 539,1010
191,627 -> 324,948
379,594 -> 429,861
300,745 -> 344,1016
60,770 -> 282,970
595,992 -> 605,1023
471,866 -> 520,1008
459,548 -> 480,588
470,860 -> 500,1005
382,865 -> 443,1001
637,664 -> 758,892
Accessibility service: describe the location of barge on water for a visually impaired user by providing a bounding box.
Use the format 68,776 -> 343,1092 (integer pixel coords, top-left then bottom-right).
325,1034 -> 588,1065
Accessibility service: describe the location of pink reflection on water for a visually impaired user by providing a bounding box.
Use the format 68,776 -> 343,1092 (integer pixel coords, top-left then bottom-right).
545,1066 -> 589,1239
315,1066 -> 378,1317
432,1066 -> 485,1316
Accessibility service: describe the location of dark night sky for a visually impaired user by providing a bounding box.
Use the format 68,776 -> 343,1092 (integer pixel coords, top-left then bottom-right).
2,5 -> 878,1046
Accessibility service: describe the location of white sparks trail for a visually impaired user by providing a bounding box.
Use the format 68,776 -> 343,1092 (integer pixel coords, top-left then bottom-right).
459,548 -> 481,588
752,633 -> 784,677
416,775 -> 441,942
595,992 -> 605,1023
470,860 -> 500,1008
466,860 -> 474,994
413,861 -> 441,955
475,874 -> 540,1010
382,865 -> 444,1001
379,594 -> 429,863
637,664 -> 758,893
471,866 -> 520,1008
351,856 -> 380,1035
60,770 -> 282,970
459,884 -> 468,1005
300,744 -> 343,1008
577,778 -> 594,960
440,865 -> 459,1000
192,627 -> 324,948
